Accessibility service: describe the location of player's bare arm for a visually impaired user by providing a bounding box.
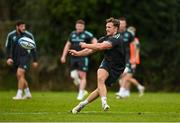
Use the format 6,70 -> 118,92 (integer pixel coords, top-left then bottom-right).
69,48 -> 94,57
80,41 -> 112,51
60,41 -> 71,63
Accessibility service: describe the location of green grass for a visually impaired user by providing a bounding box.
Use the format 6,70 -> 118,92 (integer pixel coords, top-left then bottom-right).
0,91 -> 180,122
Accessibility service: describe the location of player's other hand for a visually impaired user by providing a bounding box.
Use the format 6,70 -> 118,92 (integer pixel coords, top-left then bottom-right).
69,50 -> 80,56
131,64 -> 136,69
80,42 -> 86,48
7,58 -> 13,66
32,62 -> 38,69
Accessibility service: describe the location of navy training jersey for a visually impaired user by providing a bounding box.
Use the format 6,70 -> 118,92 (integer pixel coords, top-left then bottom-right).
99,33 -> 126,69
69,30 -> 94,51
5,30 -> 37,63
119,30 -> 134,64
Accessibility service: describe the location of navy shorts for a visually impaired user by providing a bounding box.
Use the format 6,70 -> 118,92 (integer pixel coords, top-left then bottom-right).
14,56 -> 30,71
99,59 -> 124,87
70,57 -> 89,72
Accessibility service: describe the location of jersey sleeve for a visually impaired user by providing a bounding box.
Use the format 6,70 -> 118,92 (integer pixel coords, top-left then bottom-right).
106,33 -> 122,48
68,31 -> 74,43
85,31 -> 94,43
5,33 -> 12,59
26,32 -> 37,62
98,36 -> 108,43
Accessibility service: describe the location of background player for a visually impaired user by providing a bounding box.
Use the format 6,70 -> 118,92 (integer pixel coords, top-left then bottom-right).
116,26 -> 145,98
5,20 -> 38,100
60,19 -> 97,100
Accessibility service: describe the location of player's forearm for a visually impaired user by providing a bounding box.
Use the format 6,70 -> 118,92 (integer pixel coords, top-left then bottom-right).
82,43 -> 104,51
62,42 -> 71,58
78,48 -> 94,56
62,49 -> 68,58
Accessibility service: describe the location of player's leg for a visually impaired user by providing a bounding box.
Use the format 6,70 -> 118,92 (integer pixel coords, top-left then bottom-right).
124,78 -> 131,97
116,73 -> 131,98
21,58 -> 32,99
116,66 -> 129,96
116,73 -> 125,96
13,67 -> 26,100
131,67 -> 145,96
70,59 -> 81,86
76,57 -> 88,100
117,64 -> 134,98
124,73 -> 133,97
77,70 -> 88,100
72,68 -> 110,114
97,68 -> 110,111
128,77 -> 145,97
23,78 -> 32,99
71,88 -> 99,114
116,74 -> 124,95
70,70 -> 80,86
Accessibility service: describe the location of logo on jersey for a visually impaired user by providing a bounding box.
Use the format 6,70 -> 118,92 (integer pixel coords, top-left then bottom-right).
124,33 -> 129,38
83,67 -> 87,71
123,32 -> 130,42
113,33 -> 120,39
81,34 -> 85,38
72,34 -> 76,38
13,36 -> 17,42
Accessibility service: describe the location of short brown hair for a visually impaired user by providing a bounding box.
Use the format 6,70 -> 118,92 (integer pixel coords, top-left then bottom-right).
106,17 -> 119,28
76,19 -> 85,25
119,17 -> 127,21
16,20 -> 25,26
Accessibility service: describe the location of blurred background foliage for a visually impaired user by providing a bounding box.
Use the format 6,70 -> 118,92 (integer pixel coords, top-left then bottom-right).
0,0 -> 180,91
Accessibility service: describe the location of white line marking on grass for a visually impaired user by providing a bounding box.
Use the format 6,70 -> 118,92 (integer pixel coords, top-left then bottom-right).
0,111 -> 179,115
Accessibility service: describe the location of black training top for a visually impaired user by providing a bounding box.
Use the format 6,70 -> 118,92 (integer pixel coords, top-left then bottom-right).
119,30 -> 134,64
5,30 -> 37,63
99,33 -> 126,70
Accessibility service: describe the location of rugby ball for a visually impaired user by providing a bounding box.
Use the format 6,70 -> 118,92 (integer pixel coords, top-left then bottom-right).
18,37 -> 36,50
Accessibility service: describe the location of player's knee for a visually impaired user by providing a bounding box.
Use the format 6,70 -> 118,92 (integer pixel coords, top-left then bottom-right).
16,72 -> 24,79
70,70 -> 78,79
78,71 -> 86,79
16,69 -> 25,79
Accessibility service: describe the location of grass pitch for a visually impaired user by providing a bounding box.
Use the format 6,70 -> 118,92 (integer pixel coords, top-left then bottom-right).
0,91 -> 180,122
